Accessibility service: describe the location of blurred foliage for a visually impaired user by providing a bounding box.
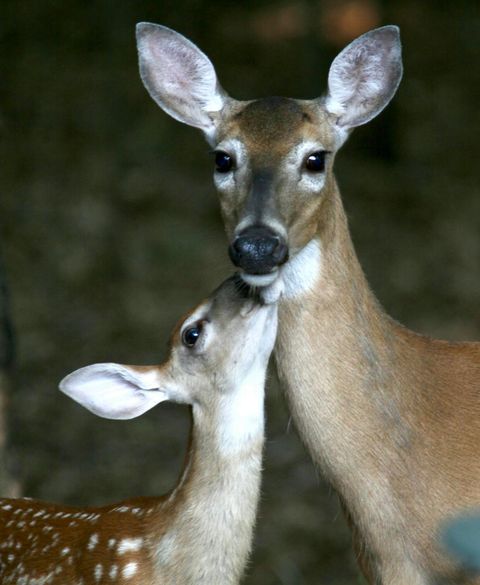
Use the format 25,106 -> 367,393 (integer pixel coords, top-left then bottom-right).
0,251 -> 18,496
1,1 -> 479,583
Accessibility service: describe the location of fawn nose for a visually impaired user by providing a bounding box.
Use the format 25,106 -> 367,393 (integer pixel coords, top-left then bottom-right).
229,226 -> 288,274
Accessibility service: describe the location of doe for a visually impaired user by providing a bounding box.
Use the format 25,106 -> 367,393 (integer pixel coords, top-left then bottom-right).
0,276 -> 277,584
136,23 -> 480,585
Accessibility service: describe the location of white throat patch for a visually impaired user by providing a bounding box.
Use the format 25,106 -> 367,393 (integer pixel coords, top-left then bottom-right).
282,238 -> 322,298
261,239 -> 322,303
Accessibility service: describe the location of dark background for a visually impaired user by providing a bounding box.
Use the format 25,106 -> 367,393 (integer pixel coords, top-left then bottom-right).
1,1 -> 479,583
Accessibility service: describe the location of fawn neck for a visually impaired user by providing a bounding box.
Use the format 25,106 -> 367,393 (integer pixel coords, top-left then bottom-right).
154,368 -> 266,584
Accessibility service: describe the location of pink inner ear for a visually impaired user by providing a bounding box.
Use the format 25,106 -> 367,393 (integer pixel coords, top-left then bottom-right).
137,24 -> 226,135
147,40 -> 187,92
326,27 -> 402,128
141,29 -> 209,96
60,364 -> 166,421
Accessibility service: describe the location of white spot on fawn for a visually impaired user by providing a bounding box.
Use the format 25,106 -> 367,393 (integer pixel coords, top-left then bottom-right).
87,533 -> 99,550
117,537 -> 143,554
94,564 -> 103,581
122,562 -> 138,578
114,506 -> 130,513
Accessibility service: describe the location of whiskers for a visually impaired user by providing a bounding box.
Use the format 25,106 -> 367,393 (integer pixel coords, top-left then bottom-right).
232,273 -> 263,304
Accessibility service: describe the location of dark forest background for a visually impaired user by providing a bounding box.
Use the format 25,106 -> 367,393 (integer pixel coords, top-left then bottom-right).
1,1 -> 479,583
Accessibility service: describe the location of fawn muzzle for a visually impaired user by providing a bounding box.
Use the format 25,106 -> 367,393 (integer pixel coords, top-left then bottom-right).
229,226 -> 288,275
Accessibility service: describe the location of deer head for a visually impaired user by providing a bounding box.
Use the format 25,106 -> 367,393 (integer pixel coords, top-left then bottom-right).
136,24 -> 402,287
60,276 -> 277,419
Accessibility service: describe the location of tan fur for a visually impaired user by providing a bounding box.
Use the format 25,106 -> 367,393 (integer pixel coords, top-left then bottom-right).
0,279 -> 277,584
135,23 -> 478,583
273,190 -> 480,584
212,101 -> 480,584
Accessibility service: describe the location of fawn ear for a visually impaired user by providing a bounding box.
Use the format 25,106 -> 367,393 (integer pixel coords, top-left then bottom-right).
136,22 -> 227,139
59,363 -> 169,420
325,26 -> 402,129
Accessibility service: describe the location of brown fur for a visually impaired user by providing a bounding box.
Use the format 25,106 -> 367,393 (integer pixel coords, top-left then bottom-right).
273,186 -> 480,584
0,278 -> 277,584
213,100 -> 480,584
135,23 -> 479,583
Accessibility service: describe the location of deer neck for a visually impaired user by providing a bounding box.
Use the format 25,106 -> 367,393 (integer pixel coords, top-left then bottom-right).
275,179 -> 414,524
153,368 -> 266,584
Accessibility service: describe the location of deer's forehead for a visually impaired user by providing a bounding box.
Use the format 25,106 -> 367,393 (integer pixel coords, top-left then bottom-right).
220,97 -> 334,159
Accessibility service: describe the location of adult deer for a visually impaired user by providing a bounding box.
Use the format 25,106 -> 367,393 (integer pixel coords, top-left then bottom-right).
136,23 -> 480,585
0,277 -> 277,584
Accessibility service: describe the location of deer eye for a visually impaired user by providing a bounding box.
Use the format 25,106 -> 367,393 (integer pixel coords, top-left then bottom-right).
182,323 -> 203,348
214,151 -> 234,173
305,151 -> 326,173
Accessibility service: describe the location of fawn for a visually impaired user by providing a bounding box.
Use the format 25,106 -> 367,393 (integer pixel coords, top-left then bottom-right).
0,276 -> 277,584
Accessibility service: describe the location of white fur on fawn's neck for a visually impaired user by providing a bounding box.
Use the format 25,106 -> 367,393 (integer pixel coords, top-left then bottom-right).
193,359 -> 267,457
216,365 -> 266,456
154,362 -> 267,583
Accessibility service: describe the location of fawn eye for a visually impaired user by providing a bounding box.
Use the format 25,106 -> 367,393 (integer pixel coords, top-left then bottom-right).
214,151 -> 234,173
182,323 -> 203,348
305,151 -> 326,173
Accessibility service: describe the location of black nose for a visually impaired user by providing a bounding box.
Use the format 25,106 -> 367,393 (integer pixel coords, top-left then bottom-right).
228,226 -> 288,274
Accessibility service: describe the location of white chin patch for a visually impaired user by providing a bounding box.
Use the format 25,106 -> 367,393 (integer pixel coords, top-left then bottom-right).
241,272 -> 279,287
239,238 -> 321,303
258,239 -> 321,303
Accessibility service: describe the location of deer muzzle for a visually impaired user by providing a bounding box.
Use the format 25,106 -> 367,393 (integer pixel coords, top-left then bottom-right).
229,225 -> 288,276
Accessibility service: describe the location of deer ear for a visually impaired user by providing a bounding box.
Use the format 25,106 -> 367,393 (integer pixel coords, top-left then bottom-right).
59,363 -> 169,420
136,22 -> 227,139
325,26 -> 402,129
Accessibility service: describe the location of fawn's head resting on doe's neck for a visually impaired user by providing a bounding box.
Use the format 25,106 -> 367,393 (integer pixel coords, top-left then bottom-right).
60,276 -> 277,439
136,24 -> 402,293
0,278 -> 276,585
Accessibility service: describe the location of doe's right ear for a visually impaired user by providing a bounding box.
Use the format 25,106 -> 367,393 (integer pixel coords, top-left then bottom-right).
59,363 -> 167,420
136,23 -> 228,139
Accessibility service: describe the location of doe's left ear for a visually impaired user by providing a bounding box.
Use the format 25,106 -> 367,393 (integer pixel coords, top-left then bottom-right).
59,363 -> 167,420
325,25 -> 403,129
